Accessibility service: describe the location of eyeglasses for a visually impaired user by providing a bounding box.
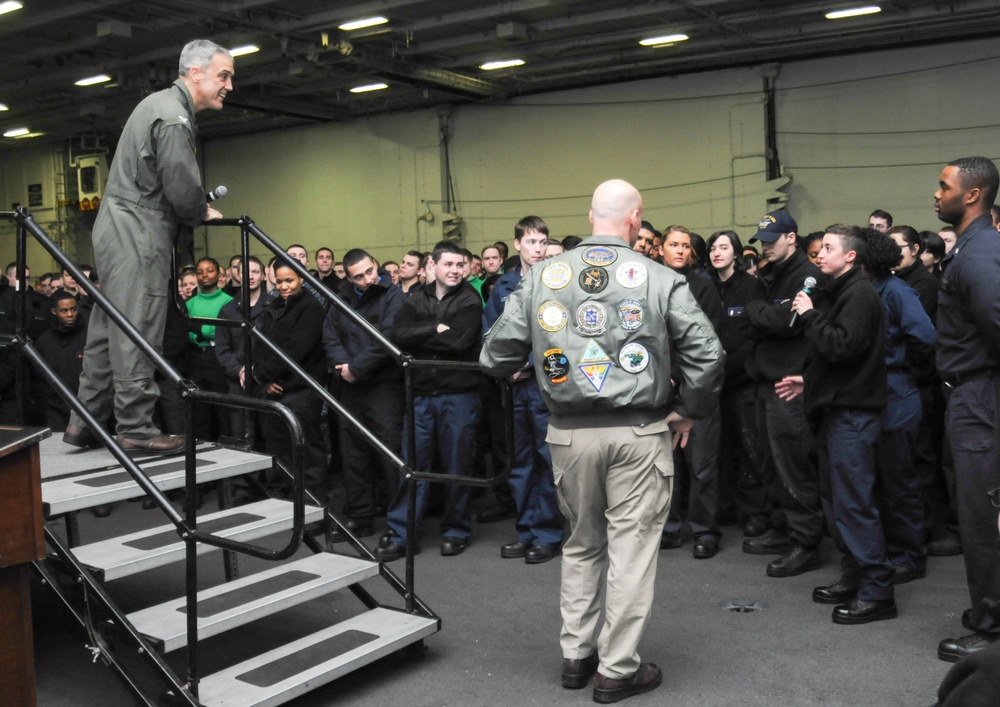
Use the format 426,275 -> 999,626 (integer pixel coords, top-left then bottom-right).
989,486 -> 1000,509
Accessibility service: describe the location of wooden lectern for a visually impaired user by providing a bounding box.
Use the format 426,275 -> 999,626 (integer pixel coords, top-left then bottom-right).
0,426 -> 50,707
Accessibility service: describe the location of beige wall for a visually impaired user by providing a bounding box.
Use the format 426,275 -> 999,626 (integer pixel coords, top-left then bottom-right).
201,66 -> 768,265
777,36 -> 1000,235
3,36 -> 998,276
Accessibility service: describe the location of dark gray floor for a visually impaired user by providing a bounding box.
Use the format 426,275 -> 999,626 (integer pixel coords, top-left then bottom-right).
34,489 -> 964,707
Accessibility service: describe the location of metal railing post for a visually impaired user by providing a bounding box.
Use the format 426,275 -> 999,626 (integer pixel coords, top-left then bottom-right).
403,363 -> 417,613
184,395 -> 199,698
14,217 -> 28,423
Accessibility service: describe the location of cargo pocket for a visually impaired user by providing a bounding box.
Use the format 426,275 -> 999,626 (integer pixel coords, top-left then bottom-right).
546,426 -> 575,523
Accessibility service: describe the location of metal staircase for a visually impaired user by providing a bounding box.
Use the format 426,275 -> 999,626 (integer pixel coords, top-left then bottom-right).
35,439 -> 438,707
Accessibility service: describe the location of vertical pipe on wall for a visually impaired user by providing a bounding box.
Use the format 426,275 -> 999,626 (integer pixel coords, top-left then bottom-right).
763,68 -> 780,185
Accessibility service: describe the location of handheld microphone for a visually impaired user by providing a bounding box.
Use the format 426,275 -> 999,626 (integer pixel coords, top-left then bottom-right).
788,276 -> 817,327
206,185 -> 228,203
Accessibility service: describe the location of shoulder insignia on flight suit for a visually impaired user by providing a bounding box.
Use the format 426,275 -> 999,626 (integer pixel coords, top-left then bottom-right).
615,261 -> 647,288
541,262 -> 572,290
579,266 -> 609,293
537,301 -> 569,332
576,301 -> 607,336
617,299 -> 643,331
543,349 -> 569,384
579,340 -> 611,363
619,342 -> 649,373
579,362 -> 612,392
582,246 -> 618,267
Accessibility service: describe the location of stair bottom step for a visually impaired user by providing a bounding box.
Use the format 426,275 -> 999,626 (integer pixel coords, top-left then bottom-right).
197,607 -> 438,707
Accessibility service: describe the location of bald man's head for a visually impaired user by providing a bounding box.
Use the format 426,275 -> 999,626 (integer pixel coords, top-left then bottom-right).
589,179 -> 643,244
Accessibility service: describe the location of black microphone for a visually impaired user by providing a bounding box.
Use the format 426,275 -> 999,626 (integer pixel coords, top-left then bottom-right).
206,185 -> 228,203
788,276 -> 817,327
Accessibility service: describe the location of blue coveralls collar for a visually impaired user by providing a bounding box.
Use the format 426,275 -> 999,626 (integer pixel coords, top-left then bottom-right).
944,213 -> 994,263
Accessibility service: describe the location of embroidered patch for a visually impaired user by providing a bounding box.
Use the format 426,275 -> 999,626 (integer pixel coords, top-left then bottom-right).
582,246 -> 618,267
578,266 -> 609,294
541,262 -> 572,290
537,301 -> 569,332
543,349 -> 569,384
617,299 -> 644,331
615,261 -> 647,289
579,340 -> 611,364
579,362 -> 612,392
618,343 -> 649,373
576,301 -> 608,336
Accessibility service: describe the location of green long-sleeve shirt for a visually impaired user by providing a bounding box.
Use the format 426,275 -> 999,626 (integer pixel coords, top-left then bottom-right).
186,288 -> 233,346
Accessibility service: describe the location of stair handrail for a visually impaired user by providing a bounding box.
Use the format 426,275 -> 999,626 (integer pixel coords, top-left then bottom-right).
0,207 -> 309,563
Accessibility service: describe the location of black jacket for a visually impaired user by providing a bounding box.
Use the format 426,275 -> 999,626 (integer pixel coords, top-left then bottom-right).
215,291 -> 274,380
895,261 -> 938,322
162,297 -> 195,372
392,281 -> 482,395
710,269 -> 757,388
744,249 -> 825,381
0,277 -> 50,340
800,267 -> 887,426
254,292 -> 328,393
0,276 -> 48,408
323,274 -> 405,385
34,315 -> 88,429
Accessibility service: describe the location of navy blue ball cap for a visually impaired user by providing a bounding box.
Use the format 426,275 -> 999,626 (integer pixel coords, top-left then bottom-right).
749,210 -> 798,243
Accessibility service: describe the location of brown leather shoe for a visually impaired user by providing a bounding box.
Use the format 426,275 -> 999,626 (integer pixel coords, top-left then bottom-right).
116,434 -> 185,452
562,652 -> 598,689
63,424 -> 99,448
593,663 -> 662,703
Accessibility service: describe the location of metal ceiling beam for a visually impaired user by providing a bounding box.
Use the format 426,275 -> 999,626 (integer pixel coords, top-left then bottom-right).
0,0 -> 133,38
356,51 -> 502,97
222,92 -> 349,121
399,0 -> 683,56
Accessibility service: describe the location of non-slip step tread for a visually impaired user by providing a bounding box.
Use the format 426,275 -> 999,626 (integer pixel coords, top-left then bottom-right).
197,608 -> 439,707
127,553 -> 378,652
66,498 -> 323,581
42,446 -> 272,515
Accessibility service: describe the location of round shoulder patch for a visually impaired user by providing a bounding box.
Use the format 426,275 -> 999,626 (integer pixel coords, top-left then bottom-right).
537,301 -> 569,332
542,349 -> 569,384
541,262 -> 572,290
578,266 -> 609,294
616,261 -> 648,289
576,301 -> 608,336
617,299 -> 644,331
581,246 -> 618,267
619,342 -> 649,373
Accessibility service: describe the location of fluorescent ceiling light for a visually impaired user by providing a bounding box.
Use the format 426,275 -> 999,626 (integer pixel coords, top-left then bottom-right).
825,6 -> 881,19
350,82 -> 388,93
639,34 -> 689,47
75,74 -> 112,87
4,127 -> 30,137
0,2 -> 24,16
0,103 -> 8,111
339,16 -> 388,31
480,59 -> 525,71
229,44 -> 260,57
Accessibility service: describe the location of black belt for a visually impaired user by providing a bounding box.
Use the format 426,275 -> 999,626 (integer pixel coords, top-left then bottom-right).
942,368 -> 997,389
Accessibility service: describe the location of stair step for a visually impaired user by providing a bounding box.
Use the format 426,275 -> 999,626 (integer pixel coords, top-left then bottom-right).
66,499 -> 323,581
42,446 -> 272,515
127,553 -> 379,652
196,607 -> 439,707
